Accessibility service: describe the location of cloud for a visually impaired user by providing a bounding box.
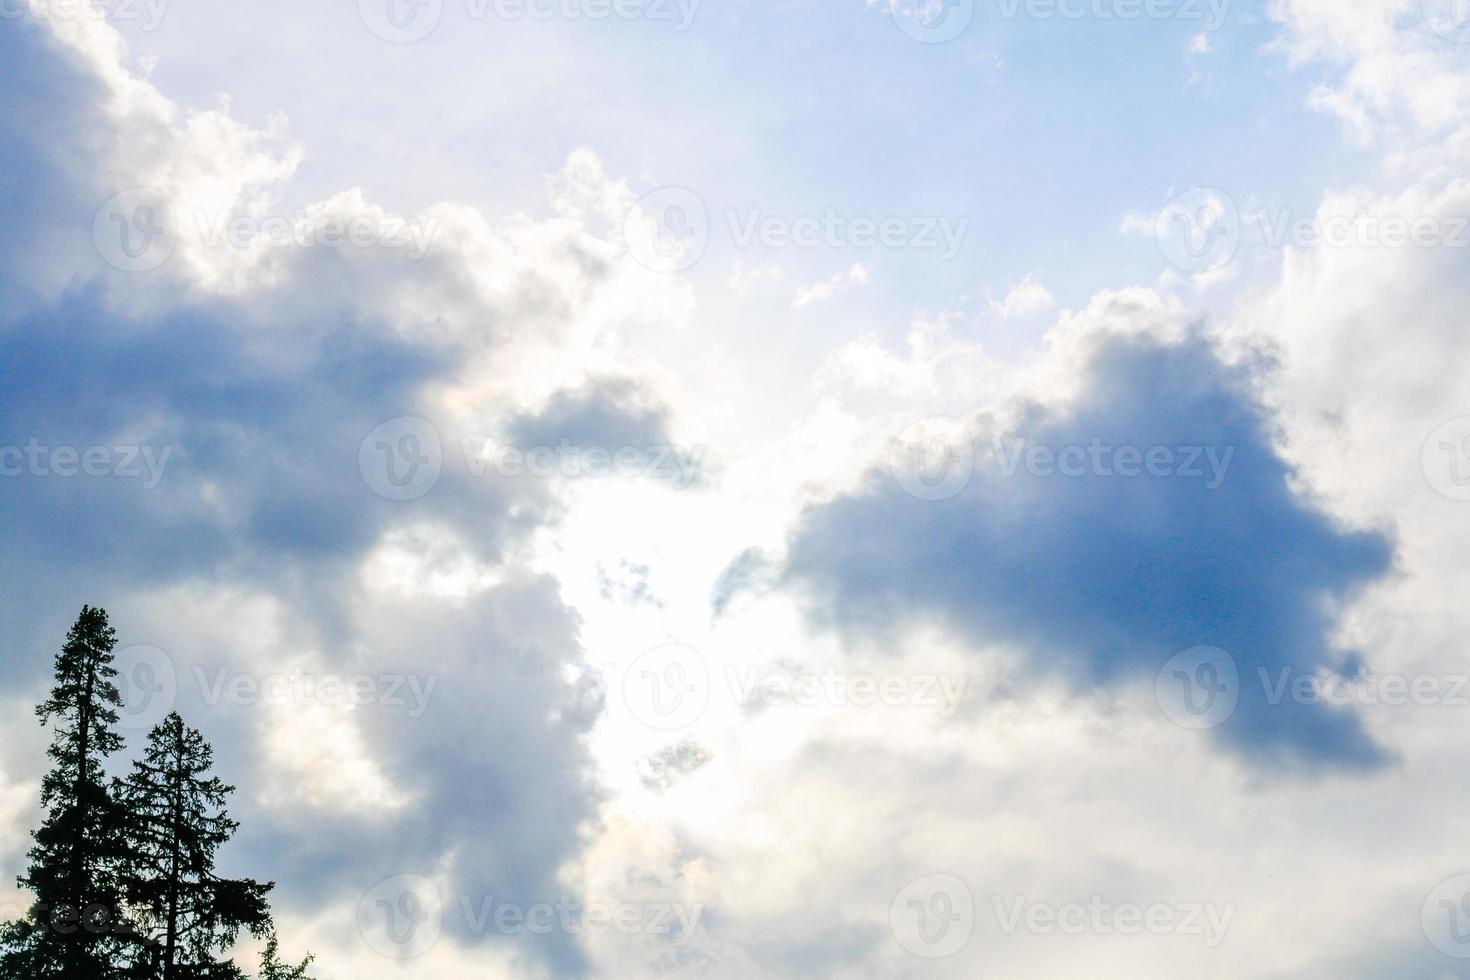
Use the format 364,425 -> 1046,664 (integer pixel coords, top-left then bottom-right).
0,7 -> 694,975
988,274 -> 1057,319
1186,30 -> 1214,89
507,377 -> 673,452
501,377 -> 705,488
727,259 -> 782,293
783,329 -> 1395,769
0,12 -> 138,312
793,261 -> 871,309
8,0 -> 1470,976
1269,0 -> 1470,166
709,546 -> 776,618
637,738 -> 714,790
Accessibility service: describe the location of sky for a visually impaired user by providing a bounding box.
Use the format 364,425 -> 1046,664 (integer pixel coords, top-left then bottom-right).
2,0 -> 1470,976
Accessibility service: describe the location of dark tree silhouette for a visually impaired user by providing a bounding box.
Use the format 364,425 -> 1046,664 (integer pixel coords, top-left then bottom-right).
116,712 -> 273,979
0,606 -> 134,980
256,934 -> 314,980
3,608 -> 319,979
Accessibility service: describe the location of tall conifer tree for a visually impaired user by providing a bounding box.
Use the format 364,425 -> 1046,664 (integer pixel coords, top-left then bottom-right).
4,609 -> 320,979
116,712 -> 272,979
0,605 -> 133,979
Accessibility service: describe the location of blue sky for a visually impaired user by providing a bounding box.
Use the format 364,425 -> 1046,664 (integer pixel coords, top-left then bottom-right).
5,0 -> 1470,977
109,0 -> 1369,342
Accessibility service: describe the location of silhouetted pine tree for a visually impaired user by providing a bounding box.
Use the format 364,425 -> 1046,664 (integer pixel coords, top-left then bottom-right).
256,934 -> 314,980
0,605 -> 135,980
116,712 -> 272,979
